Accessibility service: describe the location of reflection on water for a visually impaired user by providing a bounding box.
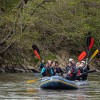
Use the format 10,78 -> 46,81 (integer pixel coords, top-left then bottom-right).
0,72 -> 100,100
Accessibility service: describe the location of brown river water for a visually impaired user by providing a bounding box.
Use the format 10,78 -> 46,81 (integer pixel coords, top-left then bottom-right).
0,72 -> 100,100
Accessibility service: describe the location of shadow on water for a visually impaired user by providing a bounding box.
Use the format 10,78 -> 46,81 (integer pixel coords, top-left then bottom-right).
0,72 -> 100,100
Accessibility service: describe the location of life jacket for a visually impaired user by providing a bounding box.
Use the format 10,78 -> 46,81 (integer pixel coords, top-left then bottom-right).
56,67 -> 60,73
69,66 -> 76,76
77,69 -> 81,76
45,67 -> 51,76
69,73 -> 73,76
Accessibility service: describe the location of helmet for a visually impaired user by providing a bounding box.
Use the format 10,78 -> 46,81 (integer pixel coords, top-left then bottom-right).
69,58 -> 74,62
81,61 -> 85,64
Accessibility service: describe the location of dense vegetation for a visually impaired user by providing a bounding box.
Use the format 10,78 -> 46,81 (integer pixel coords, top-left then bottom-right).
0,0 -> 100,72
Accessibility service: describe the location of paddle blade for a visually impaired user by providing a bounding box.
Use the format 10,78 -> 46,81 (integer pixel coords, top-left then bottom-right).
32,44 -> 40,54
89,38 -> 94,49
91,49 -> 99,59
34,50 -> 41,60
27,79 -> 38,84
78,51 -> 87,61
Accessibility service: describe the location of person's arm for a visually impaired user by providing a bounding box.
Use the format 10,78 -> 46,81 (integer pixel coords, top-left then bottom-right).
66,66 -> 70,74
87,65 -> 90,71
68,70 -> 71,74
39,60 -> 45,69
41,67 -> 46,75
39,62 -> 45,69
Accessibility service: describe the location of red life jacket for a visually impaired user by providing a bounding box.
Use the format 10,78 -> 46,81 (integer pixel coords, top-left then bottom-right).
69,73 -> 73,76
69,67 -> 74,76
77,70 -> 81,75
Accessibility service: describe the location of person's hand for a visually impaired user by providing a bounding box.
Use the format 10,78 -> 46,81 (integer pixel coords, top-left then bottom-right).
68,71 -> 71,74
42,60 -> 44,63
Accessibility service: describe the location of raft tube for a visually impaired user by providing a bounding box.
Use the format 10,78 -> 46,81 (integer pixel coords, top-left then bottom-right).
40,76 -> 79,89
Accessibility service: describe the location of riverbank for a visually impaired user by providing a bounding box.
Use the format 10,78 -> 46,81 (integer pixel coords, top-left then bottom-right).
0,64 -> 40,73
0,57 -> 100,73
0,0 -> 100,73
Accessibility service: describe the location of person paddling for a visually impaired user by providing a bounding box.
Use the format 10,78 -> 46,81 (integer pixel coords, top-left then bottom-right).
76,61 -> 90,80
76,61 -> 83,80
65,58 -> 77,80
81,61 -> 90,80
39,60 -> 45,69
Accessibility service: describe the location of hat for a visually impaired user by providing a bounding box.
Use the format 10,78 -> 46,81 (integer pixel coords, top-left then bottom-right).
81,61 -> 85,64
69,58 -> 74,62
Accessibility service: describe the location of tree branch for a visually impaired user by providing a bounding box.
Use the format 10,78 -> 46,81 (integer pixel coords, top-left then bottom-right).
0,30 -> 13,46
17,0 -> 29,9
0,42 -> 13,55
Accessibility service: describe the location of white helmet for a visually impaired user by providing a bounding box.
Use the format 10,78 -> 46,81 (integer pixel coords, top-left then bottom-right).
69,58 -> 74,62
81,61 -> 85,64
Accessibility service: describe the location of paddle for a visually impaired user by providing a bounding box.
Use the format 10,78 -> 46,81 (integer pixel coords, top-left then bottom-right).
32,44 -> 42,61
77,69 -> 96,77
26,44 -> 43,84
86,32 -> 92,48
86,32 -> 94,67
83,49 -> 99,69
78,33 -> 94,61
89,38 -> 94,50
89,49 -> 99,62
32,44 -> 40,54
27,78 -> 41,84
86,32 -> 94,50
78,51 -> 87,61
78,49 -> 99,77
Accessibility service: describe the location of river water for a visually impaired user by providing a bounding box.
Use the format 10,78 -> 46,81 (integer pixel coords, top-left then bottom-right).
0,72 -> 100,100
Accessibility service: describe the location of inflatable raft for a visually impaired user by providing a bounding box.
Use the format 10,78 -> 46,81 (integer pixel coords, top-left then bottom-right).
40,76 -> 88,89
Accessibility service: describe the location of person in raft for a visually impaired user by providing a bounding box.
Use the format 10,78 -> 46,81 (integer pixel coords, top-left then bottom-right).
39,60 -> 52,69
39,60 -> 45,69
53,61 -> 63,76
65,58 -> 77,80
41,61 -> 54,77
75,61 -> 82,80
76,61 -> 90,80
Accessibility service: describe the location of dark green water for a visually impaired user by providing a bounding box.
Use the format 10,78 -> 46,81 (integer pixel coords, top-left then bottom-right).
0,72 -> 100,100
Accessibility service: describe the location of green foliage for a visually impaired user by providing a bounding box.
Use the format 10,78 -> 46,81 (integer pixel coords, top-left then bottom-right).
0,0 -> 19,12
0,0 -> 100,67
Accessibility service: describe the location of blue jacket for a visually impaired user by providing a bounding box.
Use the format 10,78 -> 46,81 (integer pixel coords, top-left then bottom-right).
41,67 -> 54,77
39,62 -> 45,69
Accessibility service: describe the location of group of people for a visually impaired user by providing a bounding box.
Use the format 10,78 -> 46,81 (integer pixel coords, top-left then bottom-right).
39,58 -> 90,81
39,60 -> 63,77
66,58 -> 90,81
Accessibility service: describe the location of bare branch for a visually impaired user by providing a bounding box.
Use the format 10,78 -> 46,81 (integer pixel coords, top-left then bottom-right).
0,42 -> 13,55
17,0 -> 29,9
0,30 -> 13,46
